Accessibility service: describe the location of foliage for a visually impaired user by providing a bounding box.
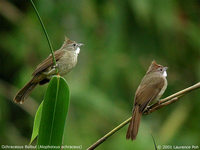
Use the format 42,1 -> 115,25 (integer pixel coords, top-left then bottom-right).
30,101 -> 43,144
37,76 -> 70,148
0,0 -> 200,149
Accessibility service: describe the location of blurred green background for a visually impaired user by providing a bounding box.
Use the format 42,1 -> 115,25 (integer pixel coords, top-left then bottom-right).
0,0 -> 200,149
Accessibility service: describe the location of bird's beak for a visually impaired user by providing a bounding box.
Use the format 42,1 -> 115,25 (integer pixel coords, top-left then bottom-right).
78,43 -> 84,47
163,67 -> 168,71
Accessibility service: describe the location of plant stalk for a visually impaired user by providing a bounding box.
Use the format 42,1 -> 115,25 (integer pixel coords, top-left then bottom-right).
29,0 -> 57,68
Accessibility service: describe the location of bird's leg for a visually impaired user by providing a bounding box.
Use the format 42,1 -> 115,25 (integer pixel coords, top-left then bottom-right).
52,64 -> 60,76
145,99 -> 161,113
145,105 -> 151,112
43,64 -> 58,76
52,63 -> 58,69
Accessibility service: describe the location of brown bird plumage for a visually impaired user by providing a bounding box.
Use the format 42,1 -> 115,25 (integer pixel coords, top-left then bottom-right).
14,37 -> 83,104
126,61 -> 168,140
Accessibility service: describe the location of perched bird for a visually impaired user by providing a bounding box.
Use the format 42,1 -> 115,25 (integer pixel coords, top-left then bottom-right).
14,37 -> 83,104
126,60 -> 168,140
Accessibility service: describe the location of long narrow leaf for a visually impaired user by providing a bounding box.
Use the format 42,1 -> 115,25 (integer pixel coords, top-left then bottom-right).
37,76 -> 70,149
30,101 -> 43,144
151,134 -> 158,150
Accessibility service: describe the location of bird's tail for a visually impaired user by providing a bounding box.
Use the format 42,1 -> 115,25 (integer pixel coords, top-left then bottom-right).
126,105 -> 142,140
13,78 -> 37,104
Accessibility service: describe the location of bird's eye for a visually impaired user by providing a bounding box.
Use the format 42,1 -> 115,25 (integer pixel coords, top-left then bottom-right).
73,43 -> 76,47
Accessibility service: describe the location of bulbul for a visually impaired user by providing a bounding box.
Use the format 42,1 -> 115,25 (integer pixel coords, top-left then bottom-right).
14,37 -> 83,104
126,60 -> 168,140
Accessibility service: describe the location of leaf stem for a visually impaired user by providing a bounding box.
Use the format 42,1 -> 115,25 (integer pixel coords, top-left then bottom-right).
29,0 -> 57,67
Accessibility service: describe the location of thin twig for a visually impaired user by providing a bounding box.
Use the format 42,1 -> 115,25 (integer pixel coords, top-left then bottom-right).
149,82 -> 200,109
29,0 -> 57,68
87,117 -> 132,150
87,82 -> 200,150
144,95 -> 182,115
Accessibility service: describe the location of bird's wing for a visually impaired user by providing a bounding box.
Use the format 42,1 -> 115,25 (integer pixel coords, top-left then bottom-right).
134,76 -> 165,112
32,50 -> 65,76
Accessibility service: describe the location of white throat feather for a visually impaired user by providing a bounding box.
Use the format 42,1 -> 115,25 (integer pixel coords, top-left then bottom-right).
75,47 -> 80,55
163,71 -> 167,77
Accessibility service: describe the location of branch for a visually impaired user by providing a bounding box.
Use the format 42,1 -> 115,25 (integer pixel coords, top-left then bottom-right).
87,82 -> 200,150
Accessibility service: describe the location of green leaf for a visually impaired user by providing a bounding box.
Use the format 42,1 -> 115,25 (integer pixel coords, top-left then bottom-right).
37,76 -> 70,149
30,101 -> 43,144
151,134 -> 158,150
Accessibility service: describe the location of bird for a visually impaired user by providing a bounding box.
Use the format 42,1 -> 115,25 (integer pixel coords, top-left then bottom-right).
14,37 -> 83,104
126,60 -> 168,140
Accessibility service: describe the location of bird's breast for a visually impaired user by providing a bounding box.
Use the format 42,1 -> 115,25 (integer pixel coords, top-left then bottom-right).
157,77 -> 167,99
57,52 -> 78,75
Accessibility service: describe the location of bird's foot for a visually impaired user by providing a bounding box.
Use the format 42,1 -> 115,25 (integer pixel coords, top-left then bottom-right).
157,101 -> 161,105
52,64 -> 60,76
145,105 -> 151,112
43,64 -> 58,76
52,64 -> 58,69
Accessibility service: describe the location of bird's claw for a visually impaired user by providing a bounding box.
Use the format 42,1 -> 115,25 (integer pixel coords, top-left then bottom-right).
145,106 -> 151,112
52,64 -> 60,76
52,64 -> 58,69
